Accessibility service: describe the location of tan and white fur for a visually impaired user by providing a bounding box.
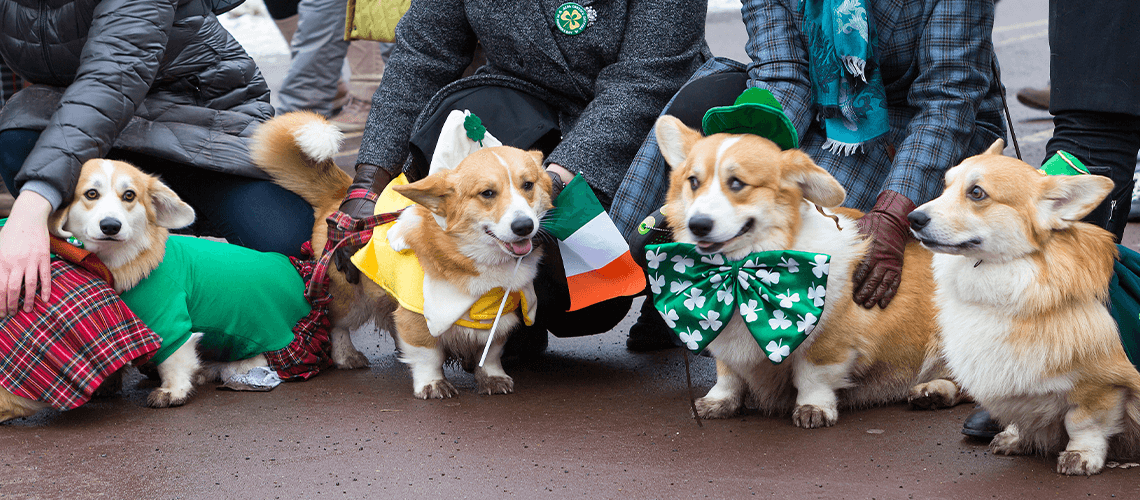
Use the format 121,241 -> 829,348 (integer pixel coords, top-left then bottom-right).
909,140 -> 1140,475
51,159 -> 281,407
251,111 -> 552,399
0,158 -> 263,418
653,115 -> 962,428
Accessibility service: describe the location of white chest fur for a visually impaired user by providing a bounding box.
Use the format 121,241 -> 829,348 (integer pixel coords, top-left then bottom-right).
931,254 -> 1074,402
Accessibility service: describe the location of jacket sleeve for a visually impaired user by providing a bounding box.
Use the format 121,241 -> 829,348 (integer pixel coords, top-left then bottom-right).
741,0 -> 814,142
354,0 -> 477,175
882,0 -> 996,205
14,0 -> 176,209
544,0 -> 709,206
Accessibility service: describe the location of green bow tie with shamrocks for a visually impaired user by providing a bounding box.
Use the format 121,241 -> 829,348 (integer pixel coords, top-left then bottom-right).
644,243 -> 831,363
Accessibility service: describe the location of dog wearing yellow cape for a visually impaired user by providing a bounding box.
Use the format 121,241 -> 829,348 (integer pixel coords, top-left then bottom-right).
252,110 -> 552,398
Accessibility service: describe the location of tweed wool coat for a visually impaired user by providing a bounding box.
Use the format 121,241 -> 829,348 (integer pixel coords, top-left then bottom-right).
354,0 -> 712,206
0,0 -> 273,210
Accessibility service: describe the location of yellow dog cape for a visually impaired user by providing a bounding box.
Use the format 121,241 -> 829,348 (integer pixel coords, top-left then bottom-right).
350,174 -> 536,336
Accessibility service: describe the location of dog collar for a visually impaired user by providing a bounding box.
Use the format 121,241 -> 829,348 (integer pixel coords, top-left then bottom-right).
645,242 -> 830,363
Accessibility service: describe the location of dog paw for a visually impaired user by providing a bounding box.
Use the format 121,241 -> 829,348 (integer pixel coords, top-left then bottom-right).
1057,450 -> 1105,476
792,404 -> 837,428
333,348 -> 370,370
989,426 -> 1022,455
907,379 -> 959,410
694,397 -> 741,419
414,380 -> 459,399
475,374 -> 514,395
146,388 -> 192,408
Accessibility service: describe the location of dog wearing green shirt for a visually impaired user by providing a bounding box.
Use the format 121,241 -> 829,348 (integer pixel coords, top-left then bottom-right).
48,158 -> 312,408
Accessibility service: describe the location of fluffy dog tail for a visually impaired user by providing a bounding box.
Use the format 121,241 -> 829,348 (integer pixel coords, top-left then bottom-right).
250,111 -> 353,222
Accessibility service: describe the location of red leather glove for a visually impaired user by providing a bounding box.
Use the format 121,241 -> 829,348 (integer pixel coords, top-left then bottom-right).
329,164 -> 393,284
851,190 -> 915,309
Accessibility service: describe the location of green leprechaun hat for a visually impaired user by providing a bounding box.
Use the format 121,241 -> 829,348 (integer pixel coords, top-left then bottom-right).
1038,150 -> 1089,177
701,87 -> 798,150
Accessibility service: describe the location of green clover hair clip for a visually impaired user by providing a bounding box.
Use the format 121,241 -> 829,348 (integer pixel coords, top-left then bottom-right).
1039,150 -> 1089,177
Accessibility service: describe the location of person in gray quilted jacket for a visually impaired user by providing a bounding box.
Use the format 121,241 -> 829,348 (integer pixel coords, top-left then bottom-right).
0,0 -> 314,317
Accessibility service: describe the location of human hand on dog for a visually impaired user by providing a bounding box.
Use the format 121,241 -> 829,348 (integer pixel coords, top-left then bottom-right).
852,190 -> 915,309
329,164 -> 393,284
0,192 -> 53,316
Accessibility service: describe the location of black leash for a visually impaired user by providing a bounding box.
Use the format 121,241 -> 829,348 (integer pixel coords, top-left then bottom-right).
682,349 -> 703,427
992,55 -> 1023,160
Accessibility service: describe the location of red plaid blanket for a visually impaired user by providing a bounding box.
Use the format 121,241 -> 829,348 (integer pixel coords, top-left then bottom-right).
0,260 -> 161,410
264,243 -> 336,381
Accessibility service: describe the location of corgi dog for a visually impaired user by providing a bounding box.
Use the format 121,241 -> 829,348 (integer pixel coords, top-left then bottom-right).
40,158 -> 305,409
908,140 -> 1140,475
251,111 -> 552,399
652,115 -> 962,428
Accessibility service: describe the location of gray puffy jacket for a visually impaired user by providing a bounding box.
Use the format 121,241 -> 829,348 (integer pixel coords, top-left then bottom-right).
0,0 -> 273,209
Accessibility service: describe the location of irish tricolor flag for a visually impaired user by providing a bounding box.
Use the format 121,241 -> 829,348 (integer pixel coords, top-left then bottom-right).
545,175 -> 646,311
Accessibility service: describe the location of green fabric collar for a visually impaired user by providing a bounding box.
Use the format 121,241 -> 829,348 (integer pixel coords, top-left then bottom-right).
645,242 -> 831,363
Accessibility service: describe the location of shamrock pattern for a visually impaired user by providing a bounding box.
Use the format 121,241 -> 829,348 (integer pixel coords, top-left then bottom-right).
645,243 -> 831,364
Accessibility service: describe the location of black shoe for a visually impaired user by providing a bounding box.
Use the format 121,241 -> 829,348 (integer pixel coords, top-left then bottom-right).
626,300 -> 680,352
1015,86 -> 1050,111
962,408 -> 1003,440
501,322 -> 549,366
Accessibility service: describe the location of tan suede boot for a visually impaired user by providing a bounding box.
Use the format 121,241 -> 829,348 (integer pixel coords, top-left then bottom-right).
332,40 -> 385,132
345,40 -> 385,100
273,14 -> 298,47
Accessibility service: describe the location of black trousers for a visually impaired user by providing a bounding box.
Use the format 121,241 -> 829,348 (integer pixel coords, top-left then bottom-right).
1045,111 -> 1140,242
410,85 -> 631,337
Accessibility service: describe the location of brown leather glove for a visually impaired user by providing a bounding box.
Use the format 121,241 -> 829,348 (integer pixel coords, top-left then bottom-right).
851,190 -> 915,309
546,169 -> 565,200
330,163 -> 393,284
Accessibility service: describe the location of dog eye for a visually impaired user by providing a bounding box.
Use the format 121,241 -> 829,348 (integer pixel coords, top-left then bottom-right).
688,176 -> 700,191
727,177 -> 746,192
967,185 -> 987,201
521,181 -> 534,191
122,190 -> 136,202
481,189 -> 496,199
84,189 -> 98,200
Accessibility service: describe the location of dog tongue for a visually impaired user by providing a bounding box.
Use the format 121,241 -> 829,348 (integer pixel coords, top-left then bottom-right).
509,240 -> 533,255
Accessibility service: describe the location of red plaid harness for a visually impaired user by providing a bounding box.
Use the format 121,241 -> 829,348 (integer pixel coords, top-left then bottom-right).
269,190 -> 403,380
303,189 -> 403,301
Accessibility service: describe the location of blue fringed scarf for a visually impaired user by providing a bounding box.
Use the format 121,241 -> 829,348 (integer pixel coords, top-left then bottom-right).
802,0 -> 888,155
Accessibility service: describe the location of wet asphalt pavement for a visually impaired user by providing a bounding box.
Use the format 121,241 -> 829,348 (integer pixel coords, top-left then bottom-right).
7,0 -> 1140,498
6,297 -> 1140,499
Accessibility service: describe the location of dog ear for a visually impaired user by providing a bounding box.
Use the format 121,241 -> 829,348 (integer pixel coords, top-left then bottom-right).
984,139 -> 1006,156
781,149 -> 846,207
655,115 -> 701,169
527,150 -> 545,168
149,178 -> 196,229
1037,174 -> 1114,229
47,206 -> 73,239
394,173 -> 455,215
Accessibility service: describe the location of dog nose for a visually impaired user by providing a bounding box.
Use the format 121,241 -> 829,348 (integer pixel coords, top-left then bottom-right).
688,214 -> 714,238
510,217 -> 534,237
99,218 -> 122,236
907,211 -> 930,231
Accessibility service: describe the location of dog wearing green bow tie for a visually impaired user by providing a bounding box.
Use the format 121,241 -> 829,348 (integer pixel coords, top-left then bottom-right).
651,115 -> 963,428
